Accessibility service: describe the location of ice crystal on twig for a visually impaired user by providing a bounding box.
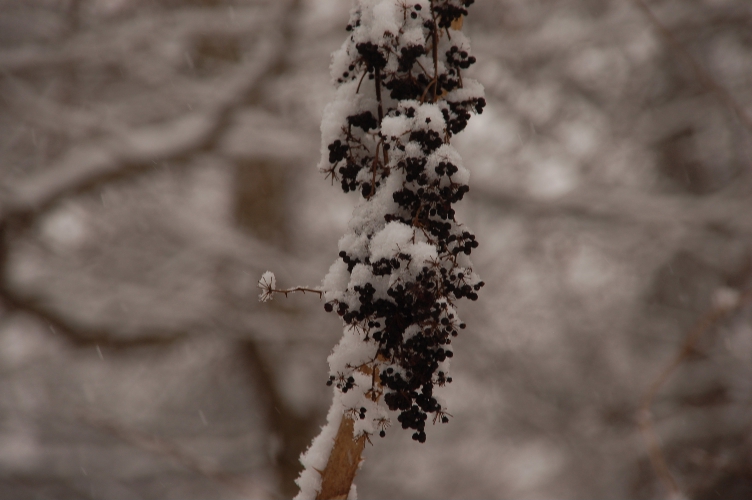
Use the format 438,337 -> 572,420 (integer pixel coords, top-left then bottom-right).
258,271 -> 276,303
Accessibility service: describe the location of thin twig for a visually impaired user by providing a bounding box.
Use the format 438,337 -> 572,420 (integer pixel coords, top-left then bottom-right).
374,65 -> 384,126
637,289 -> 752,498
430,3 -> 439,102
273,286 -> 323,298
258,270 -> 323,302
631,0 -> 752,139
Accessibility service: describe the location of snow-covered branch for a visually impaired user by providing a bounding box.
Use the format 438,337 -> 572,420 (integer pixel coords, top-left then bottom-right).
271,1 -> 484,498
2,41 -> 278,220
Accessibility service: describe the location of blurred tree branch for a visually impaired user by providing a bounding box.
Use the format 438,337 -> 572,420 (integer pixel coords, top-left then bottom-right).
240,339 -> 320,498
0,0 -> 312,344
1,41 -> 278,220
79,411 -> 277,499
631,0 -> 752,142
638,289 -> 752,499
474,185 -> 752,235
0,3 -> 316,498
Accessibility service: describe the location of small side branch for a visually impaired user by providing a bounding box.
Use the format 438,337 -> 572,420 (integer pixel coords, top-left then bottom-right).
631,0 -> 752,140
258,271 -> 322,302
273,286 -> 324,298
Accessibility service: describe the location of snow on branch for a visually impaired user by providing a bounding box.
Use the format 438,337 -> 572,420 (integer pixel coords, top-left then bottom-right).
258,1 -> 485,498
0,7 -> 270,74
1,37 -> 279,221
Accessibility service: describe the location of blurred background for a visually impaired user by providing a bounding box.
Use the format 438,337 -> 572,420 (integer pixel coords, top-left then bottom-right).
1,0 -> 751,498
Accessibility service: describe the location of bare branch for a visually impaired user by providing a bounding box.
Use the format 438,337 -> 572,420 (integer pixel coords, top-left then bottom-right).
473,185 -> 752,236
631,0 -> 752,141
1,39 -> 278,220
638,289 -> 752,498
239,338 -> 320,498
0,7 -> 268,74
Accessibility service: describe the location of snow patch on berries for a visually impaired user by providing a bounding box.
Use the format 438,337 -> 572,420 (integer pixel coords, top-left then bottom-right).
408,241 -> 439,269
366,0 -> 400,39
328,326 -> 375,373
322,260 -> 350,298
380,114 -> 411,139
444,78 -> 485,105
369,221 -> 413,261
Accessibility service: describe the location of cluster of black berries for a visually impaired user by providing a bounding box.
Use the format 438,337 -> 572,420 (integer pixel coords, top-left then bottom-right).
321,0 -> 484,443
434,0 -> 474,28
326,374 -> 357,393
446,46 -> 476,69
321,0 -> 484,201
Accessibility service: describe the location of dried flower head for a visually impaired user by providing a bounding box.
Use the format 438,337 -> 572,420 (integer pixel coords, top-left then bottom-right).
258,271 -> 276,303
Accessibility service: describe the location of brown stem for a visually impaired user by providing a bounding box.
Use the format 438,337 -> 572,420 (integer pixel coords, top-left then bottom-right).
431,25 -> 438,102
315,416 -> 367,500
373,67 -> 389,187
370,143 -> 380,199
276,286 -> 323,298
355,69 -> 368,94
374,66 -> 384,126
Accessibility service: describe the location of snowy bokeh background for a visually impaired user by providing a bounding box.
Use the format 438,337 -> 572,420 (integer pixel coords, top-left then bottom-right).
1,0 -> 752,498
